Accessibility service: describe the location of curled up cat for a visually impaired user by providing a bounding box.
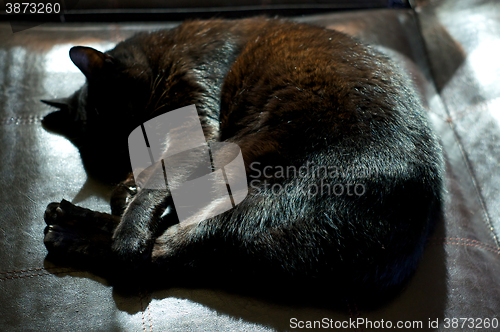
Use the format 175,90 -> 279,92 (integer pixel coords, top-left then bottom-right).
42,17 -> 443,303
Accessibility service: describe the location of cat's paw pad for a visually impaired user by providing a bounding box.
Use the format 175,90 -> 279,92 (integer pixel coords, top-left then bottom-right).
44,199 -> 92,227
45,199 -> 120,230
44,224 -> 96,254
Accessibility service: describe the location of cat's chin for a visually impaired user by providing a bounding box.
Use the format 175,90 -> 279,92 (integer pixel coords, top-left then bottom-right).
78,145 -> 132,184
41,110 -> 132,183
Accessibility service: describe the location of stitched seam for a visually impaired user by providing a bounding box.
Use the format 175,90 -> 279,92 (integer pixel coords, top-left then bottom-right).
428,240 -> 500,255
140,290 -> 153,332
140,290 -> 147,332
0,266 -> 75,276
411,6 -> 499,246
444,118 -> 500,248
0,267 -> 46,275
429,237 -> 499,251
443,242 -> 500,254
147,295 -> 153,332
0,268 -> 79,281
0,115 -> 44,125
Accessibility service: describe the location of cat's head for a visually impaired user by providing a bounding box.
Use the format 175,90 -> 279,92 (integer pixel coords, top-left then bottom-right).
42,46 -> 153,182
42,46 -> 152,139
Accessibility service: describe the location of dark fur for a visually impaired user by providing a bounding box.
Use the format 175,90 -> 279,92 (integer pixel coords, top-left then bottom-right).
42,17 -> 443,301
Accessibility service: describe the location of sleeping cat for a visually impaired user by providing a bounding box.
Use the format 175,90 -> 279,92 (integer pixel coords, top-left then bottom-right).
42,17 -> 443,301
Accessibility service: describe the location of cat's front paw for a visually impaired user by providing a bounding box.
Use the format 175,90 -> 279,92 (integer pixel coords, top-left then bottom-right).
110,191 -> 177,269
111,224 -> 153,269
43,200 -> 120,266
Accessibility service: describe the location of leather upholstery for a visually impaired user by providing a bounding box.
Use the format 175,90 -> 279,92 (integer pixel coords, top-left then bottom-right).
1,1 -> 499,330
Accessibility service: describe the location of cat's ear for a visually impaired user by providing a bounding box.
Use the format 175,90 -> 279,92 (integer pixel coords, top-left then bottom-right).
69,46 -> 114,80
41,98 -> 69,109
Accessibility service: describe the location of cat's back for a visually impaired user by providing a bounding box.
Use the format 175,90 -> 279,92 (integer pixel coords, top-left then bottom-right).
219,19 -> 422,153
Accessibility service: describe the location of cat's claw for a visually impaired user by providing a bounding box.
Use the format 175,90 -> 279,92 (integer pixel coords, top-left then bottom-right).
44,202 -> 65,224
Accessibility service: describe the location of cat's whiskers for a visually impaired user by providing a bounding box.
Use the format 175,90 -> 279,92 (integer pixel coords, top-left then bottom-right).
152,87 -> 170,112
145,74 -> 165,113
152,101 -> 169,114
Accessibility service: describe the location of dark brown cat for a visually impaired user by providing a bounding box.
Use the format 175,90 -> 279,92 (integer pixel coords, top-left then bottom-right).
42,17 -> 443,301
